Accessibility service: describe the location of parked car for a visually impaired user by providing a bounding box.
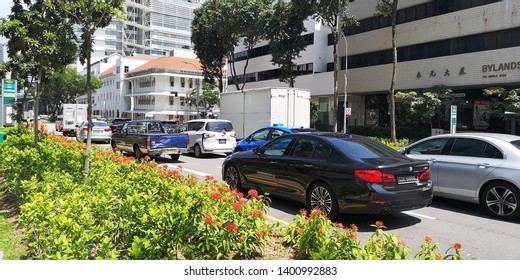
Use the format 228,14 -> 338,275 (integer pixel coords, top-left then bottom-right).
76,121 -> 112,143
222,132 -> 433,220
111,120 -> 188,160
233,124 -> 315,153
108,118 -> 131,132
179,119 -> 237,157
400,132 -> 520,219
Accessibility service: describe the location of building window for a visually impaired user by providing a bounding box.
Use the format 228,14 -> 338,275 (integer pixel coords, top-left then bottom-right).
189,78 -> 193,88
169,96 -> 174,105
181,77 -> 185,88
116,66 -> 120,74
170,76 -> 175,87
180,97 -> 185,106
116,81 -> 120,89
124,66 -> 129,73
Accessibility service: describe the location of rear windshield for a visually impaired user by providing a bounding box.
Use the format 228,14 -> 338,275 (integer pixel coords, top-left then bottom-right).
93,122 -> 109,127
206,121 -> 233,132
330,137 -> 404,160
511,140 -> 520,150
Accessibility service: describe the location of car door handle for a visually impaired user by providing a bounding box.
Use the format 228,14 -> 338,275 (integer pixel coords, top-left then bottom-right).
426,158 -> 437,162
478,163 -> 490,168
303,164 -> 313,168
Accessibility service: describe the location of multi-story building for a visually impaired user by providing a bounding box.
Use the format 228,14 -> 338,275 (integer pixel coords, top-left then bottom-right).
229,0 -> 520,134
74,0 -> 201,72
0,43 -> 5,64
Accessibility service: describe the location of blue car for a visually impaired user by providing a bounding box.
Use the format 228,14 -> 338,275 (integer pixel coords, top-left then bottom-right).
233,124 -> 314,152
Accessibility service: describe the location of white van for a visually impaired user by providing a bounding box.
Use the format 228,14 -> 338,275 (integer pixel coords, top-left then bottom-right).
180,119 -> 236,157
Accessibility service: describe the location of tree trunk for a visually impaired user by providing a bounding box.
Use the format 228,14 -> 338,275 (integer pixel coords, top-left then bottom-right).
34,66 -> 43,144
84,27 -> 93,178
332,18 -> 339,132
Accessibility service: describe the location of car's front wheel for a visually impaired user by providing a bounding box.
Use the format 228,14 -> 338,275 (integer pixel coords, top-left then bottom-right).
170,154 -> 180,161
224,164 -> 241,190
481,181 -> 520,219
111,140 -> 117,151
307,182 -> 339,220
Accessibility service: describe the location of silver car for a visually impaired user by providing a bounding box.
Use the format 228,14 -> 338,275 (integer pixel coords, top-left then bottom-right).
400,133 -> 520,219
76,121 -> 112,143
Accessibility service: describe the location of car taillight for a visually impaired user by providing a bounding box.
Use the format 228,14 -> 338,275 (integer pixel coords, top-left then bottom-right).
187,137 -> 190,145
146,137 -> 150,148
419,168 -> 431,181
83,128 -> 88,131
104,128 -> 112,132
355,170 -> 396,184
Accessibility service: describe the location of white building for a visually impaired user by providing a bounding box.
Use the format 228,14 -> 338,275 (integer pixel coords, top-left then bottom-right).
228,0 -> 520,134
75,0 -> 201,72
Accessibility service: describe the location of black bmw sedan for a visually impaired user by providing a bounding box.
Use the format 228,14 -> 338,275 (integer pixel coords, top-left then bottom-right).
222,132 -> 433,220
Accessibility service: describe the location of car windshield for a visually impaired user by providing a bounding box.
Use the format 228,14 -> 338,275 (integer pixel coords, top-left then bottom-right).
206,121 -> 233,132
93,122 -> 109,127
330,137 -> 403,160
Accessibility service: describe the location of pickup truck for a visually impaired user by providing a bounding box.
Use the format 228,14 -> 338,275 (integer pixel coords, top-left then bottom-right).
110,120 -> 187,160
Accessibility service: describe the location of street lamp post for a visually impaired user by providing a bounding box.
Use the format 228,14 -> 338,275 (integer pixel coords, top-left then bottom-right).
183,61 -> 201,119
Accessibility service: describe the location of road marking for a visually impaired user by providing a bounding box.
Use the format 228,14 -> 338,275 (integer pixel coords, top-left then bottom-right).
402,211 -> 436,220
171,166 -> 210,177
265,214 -> 289,225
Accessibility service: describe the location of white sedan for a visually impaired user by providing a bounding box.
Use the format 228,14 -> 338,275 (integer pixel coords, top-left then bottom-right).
76,121 -> 112,143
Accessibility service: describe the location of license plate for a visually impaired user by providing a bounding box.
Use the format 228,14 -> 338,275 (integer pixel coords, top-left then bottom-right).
93,130 -> 102,133
219,139 -> 226,144
163,148 -> 179,153
397,175 -> 419,184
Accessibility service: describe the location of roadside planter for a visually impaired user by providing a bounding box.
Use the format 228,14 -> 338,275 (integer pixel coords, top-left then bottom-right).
0,132 -> 7,143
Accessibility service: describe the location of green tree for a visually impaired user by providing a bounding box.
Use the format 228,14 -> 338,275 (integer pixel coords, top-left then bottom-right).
483,88 -> 520,118
376,0 -> 398,142
41,68 -> 102,118
191,82 -> 220,118
313,0 -> 357,132
0,0 -> 77,143
54,0 -> 124,177
267,1 -> 313,88
191,0 -> 237,93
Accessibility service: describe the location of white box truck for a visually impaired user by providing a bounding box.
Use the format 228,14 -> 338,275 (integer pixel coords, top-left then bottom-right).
61,103 -> 88,137
220,87 -> 310,139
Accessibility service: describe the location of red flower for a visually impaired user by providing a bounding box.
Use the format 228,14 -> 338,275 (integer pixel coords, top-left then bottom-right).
257,231 -> 265,239
248,189 -> 258,198
299,208 -> 308,217
226,223 -> 238,233
204,213 -> 213,224
453,243 -> 462,250
163,164 -> 168,168
424,235 -> 433,243
231,202 -> 242,210
350,224 -> 359,231
144,155 -> 150,160
211,192 -> 222,199
375,221 -> 384,228
334,222 -> 344,229
251,210 -> 263,217
177,165 -> 183,169
318,229 -> 323,235
398,240 -> 406,246
297,229 -> 304,236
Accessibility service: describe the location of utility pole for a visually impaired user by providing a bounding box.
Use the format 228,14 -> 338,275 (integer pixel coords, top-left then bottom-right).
183,61 -> 201,119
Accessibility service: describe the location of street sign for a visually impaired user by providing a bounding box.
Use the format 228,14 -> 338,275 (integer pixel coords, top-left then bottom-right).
450,105 -> 457,134
345,107 -> 352,117
2,79 -> 17,98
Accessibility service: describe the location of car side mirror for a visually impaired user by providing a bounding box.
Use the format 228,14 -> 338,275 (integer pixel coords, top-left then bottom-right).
252,147 -> 260,154
398,148 -> 407,155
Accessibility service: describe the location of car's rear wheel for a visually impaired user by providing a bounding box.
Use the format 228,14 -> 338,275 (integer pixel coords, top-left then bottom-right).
224,164 -> 241,190
307,182 -> 339,220
481,181 -> 520,219
194,144 -> 203,158
170,154 -> 180,161
133,145 -> 142,159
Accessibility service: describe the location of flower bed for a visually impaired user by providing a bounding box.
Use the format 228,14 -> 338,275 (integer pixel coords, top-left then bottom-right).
0,126 -> 462,260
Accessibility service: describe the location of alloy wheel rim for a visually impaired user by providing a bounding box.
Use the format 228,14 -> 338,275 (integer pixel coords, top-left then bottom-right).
310,186 -> 332,215
226,166 -> 238,189
486,186 -> 517,216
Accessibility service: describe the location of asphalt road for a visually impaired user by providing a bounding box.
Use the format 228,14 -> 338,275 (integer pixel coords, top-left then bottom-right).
43,122 -> 520,260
